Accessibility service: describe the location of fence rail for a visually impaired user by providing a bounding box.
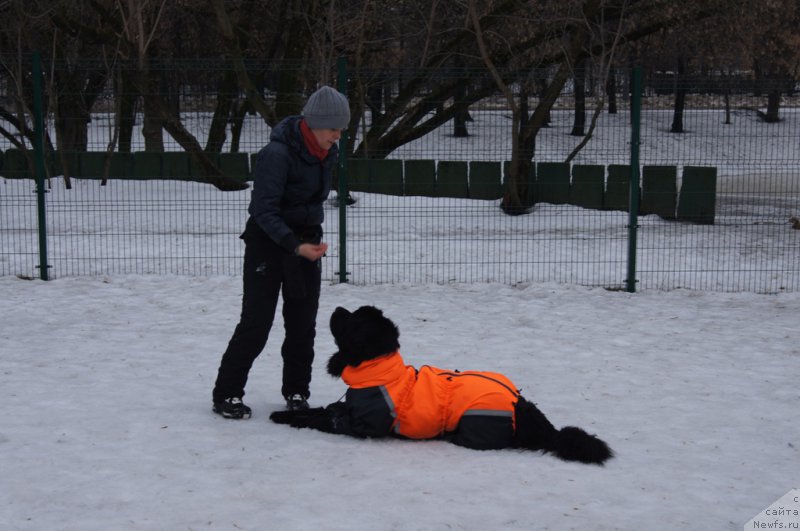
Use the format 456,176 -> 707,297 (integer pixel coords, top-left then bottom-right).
1,59 -> 798,292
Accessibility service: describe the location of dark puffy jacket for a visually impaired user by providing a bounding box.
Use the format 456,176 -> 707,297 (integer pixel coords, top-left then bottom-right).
248,116 -> 338,252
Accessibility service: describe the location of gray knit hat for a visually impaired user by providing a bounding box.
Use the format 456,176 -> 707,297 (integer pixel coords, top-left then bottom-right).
302,86 -> 350,130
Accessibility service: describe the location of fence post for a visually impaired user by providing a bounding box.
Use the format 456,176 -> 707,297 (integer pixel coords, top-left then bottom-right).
336,56 -> 349,283
626,67 -> 642,293
32,51 -> 50,280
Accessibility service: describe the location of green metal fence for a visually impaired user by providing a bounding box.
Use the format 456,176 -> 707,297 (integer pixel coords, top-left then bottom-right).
1,57 -> 798,292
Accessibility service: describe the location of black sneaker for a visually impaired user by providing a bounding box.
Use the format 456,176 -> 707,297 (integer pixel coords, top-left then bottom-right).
285,393 -> 309,411
213,397 -> 252,419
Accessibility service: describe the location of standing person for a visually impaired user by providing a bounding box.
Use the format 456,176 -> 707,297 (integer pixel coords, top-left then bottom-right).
212,85 -> 350,419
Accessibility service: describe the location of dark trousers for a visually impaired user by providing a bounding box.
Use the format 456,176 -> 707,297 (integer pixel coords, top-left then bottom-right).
213,222 -> 321,402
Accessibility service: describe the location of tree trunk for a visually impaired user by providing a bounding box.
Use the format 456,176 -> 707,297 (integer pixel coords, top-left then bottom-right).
606,69 -> 617,114
520,84 -> 529,123
571,60 -> 586,136
165,69 -> 180,120
207,70 -> 239,153
51,64 -> 107,183
53,90 -> 86,185
502,54 -> 588,213
453,111 -> 469,137
453,80 -> 469,137
535,70 -> 551,127
274,0 -> 320,121
671,88 -> 686,132
765,90 -> 781,122
117,71 -> 137,153
229,99 -> 251,153
366,78 -> 384,126
54,92 -> 89,153
142,69 -> 165,152
502,152 -> 534,216
724,89 -> 731,125
670,56 -> 687,133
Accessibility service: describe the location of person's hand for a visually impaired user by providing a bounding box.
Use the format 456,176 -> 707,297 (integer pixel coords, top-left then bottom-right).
296,242 -> 328,261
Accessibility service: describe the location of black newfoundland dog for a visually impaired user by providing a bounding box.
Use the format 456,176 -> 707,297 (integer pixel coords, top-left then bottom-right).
270,306 -> 613,465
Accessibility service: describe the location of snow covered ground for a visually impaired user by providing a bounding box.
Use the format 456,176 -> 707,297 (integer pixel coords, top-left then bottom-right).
1,275 -> 797,530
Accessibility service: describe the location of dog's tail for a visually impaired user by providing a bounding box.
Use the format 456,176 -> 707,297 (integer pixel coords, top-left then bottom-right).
513,397 -> 614,465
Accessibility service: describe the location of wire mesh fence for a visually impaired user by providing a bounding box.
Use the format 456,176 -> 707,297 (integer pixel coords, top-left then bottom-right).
1,59 -> 798,292
633,103 -> 800,292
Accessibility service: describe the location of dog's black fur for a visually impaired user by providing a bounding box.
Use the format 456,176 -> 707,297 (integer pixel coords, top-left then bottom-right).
271,306 -> 614,465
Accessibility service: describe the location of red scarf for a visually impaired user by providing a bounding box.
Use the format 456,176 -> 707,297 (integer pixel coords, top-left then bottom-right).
300,119 -> 329,161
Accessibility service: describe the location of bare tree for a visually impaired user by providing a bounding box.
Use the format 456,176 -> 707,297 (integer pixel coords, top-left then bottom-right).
49,0 -> 249,190
566,1 -> 629,164
0,0 -> 763,198
321,0 -> 729,212
571,58 -> 588,136
748,0 -> 800,122
1,0 -> 114,186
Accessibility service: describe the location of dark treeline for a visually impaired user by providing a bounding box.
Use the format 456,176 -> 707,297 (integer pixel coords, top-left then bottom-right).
1,0 -> 798,209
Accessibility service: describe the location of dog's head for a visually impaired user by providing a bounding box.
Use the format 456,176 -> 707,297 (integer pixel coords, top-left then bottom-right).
327,306 -> 400,377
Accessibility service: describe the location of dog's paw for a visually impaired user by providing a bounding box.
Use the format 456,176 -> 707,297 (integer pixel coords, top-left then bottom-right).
269,410 -> 296,424
269,407 -> 327,427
